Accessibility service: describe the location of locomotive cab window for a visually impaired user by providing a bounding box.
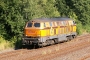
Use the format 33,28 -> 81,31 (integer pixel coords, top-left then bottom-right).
27,22 -> 40,27
73,21 -> 76,25
34,23 -> 40,27
27,22 -> 32,27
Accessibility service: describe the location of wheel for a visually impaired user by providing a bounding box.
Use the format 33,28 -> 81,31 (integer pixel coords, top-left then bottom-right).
54,38 -> 58,44
66,37 -> 70,42
46,40 -> 51,46
70,35 -> 73,40
22,45 -> 27,49
50,40 -> 55,45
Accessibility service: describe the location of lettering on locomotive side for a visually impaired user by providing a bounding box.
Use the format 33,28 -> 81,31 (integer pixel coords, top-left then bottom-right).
28,30 -> 35,34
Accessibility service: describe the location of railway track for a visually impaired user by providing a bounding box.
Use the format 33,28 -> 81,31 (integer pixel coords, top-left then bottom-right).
0,34 -> 90,60
25,34 -> 90,60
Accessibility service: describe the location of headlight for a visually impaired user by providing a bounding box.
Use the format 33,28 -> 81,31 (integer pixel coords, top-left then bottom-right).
37,35 -> 40,36
26,35 -> 27,36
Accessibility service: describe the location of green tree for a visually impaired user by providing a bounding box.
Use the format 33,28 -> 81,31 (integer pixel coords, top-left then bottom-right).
39,0 -> 60,17
66,0 -> 90,25
0,0 -> 25,39
21,0 -> 60,20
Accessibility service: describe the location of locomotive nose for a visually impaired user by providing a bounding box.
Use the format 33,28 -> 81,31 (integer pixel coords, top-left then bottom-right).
25,28 -> 40,37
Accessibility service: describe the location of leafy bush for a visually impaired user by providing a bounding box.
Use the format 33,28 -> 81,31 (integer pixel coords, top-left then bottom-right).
0,36 -> 13,50
76,22 -> 83,35
83,25 -> 90,33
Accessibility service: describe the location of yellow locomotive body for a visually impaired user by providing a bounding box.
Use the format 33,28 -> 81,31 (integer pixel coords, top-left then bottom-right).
22,17 -> 77,46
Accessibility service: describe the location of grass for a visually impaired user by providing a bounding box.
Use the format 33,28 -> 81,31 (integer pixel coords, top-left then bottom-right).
0,36 -> 14,51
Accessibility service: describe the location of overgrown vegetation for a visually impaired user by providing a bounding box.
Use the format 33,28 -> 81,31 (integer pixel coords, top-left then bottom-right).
0,0 -> 90,50
0,36 -> 14,50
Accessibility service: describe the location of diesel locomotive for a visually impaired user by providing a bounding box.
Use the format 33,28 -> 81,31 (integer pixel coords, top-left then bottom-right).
22,17 -> 77,47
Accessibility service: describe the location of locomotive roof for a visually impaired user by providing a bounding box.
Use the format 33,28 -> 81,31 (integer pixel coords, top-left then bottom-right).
29,17 -> 73,22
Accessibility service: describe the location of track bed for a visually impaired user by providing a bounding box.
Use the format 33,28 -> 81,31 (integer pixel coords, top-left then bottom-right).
0,34 -> 90,60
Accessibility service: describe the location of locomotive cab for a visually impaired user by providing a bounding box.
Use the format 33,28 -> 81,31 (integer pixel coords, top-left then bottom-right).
22,21 -> 45,45
24,21 -> 44,37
